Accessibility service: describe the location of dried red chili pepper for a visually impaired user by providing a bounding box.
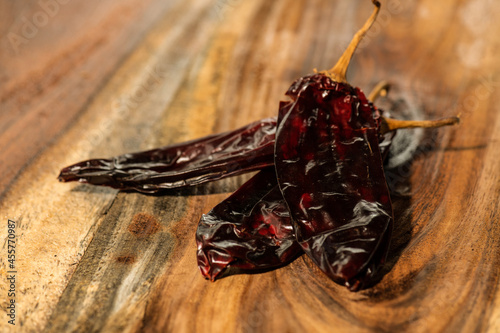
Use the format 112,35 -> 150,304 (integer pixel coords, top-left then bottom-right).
57,98 -> 303,193
274,1 -> 457,291
196,168 -> 301,281
275,73 -> 393,291
58,118 -> 277,192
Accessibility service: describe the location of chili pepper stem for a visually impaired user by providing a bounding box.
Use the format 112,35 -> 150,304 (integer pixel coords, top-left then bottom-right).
368,80 -> 390,102
380,116 -> 460,134
323,0 -> 381,83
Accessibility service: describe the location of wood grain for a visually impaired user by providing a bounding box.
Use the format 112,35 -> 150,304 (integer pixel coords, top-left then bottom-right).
1,0 -> 499,332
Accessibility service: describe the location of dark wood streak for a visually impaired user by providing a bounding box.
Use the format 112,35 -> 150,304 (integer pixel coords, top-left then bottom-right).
45,193 -> 176,333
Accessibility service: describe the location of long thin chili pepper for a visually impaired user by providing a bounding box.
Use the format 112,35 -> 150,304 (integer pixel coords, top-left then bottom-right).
58,98 -> 301,193
58,118 -> 277,192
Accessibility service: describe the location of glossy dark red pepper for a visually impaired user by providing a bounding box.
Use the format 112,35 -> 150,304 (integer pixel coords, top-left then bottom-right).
58,118 -> 277,192
196,168 -> 301,281
275,74 -> 393,291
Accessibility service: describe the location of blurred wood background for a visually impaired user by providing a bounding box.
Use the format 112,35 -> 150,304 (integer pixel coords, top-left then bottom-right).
1,0 -> 499,332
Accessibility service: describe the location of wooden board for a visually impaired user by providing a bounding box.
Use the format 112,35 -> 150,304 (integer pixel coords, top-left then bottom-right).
1,0 -> 499,332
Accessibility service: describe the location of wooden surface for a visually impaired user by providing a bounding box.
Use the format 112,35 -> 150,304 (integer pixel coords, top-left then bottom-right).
1,0 -> 499,332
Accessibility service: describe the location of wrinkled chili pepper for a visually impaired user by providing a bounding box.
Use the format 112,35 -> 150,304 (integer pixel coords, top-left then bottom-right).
196,103 -> 297,281
272,2 -> 392,291
196,168 -> 301,281
58,99 -> 300,192
58,118 -> 277,192
275,73 -> 394,291
273,1 -> 456,291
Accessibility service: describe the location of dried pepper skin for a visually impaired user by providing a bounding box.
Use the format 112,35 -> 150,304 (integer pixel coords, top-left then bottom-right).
58,118 -> 277,193
275,73 -> 394,291
196,168 -> 301,281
